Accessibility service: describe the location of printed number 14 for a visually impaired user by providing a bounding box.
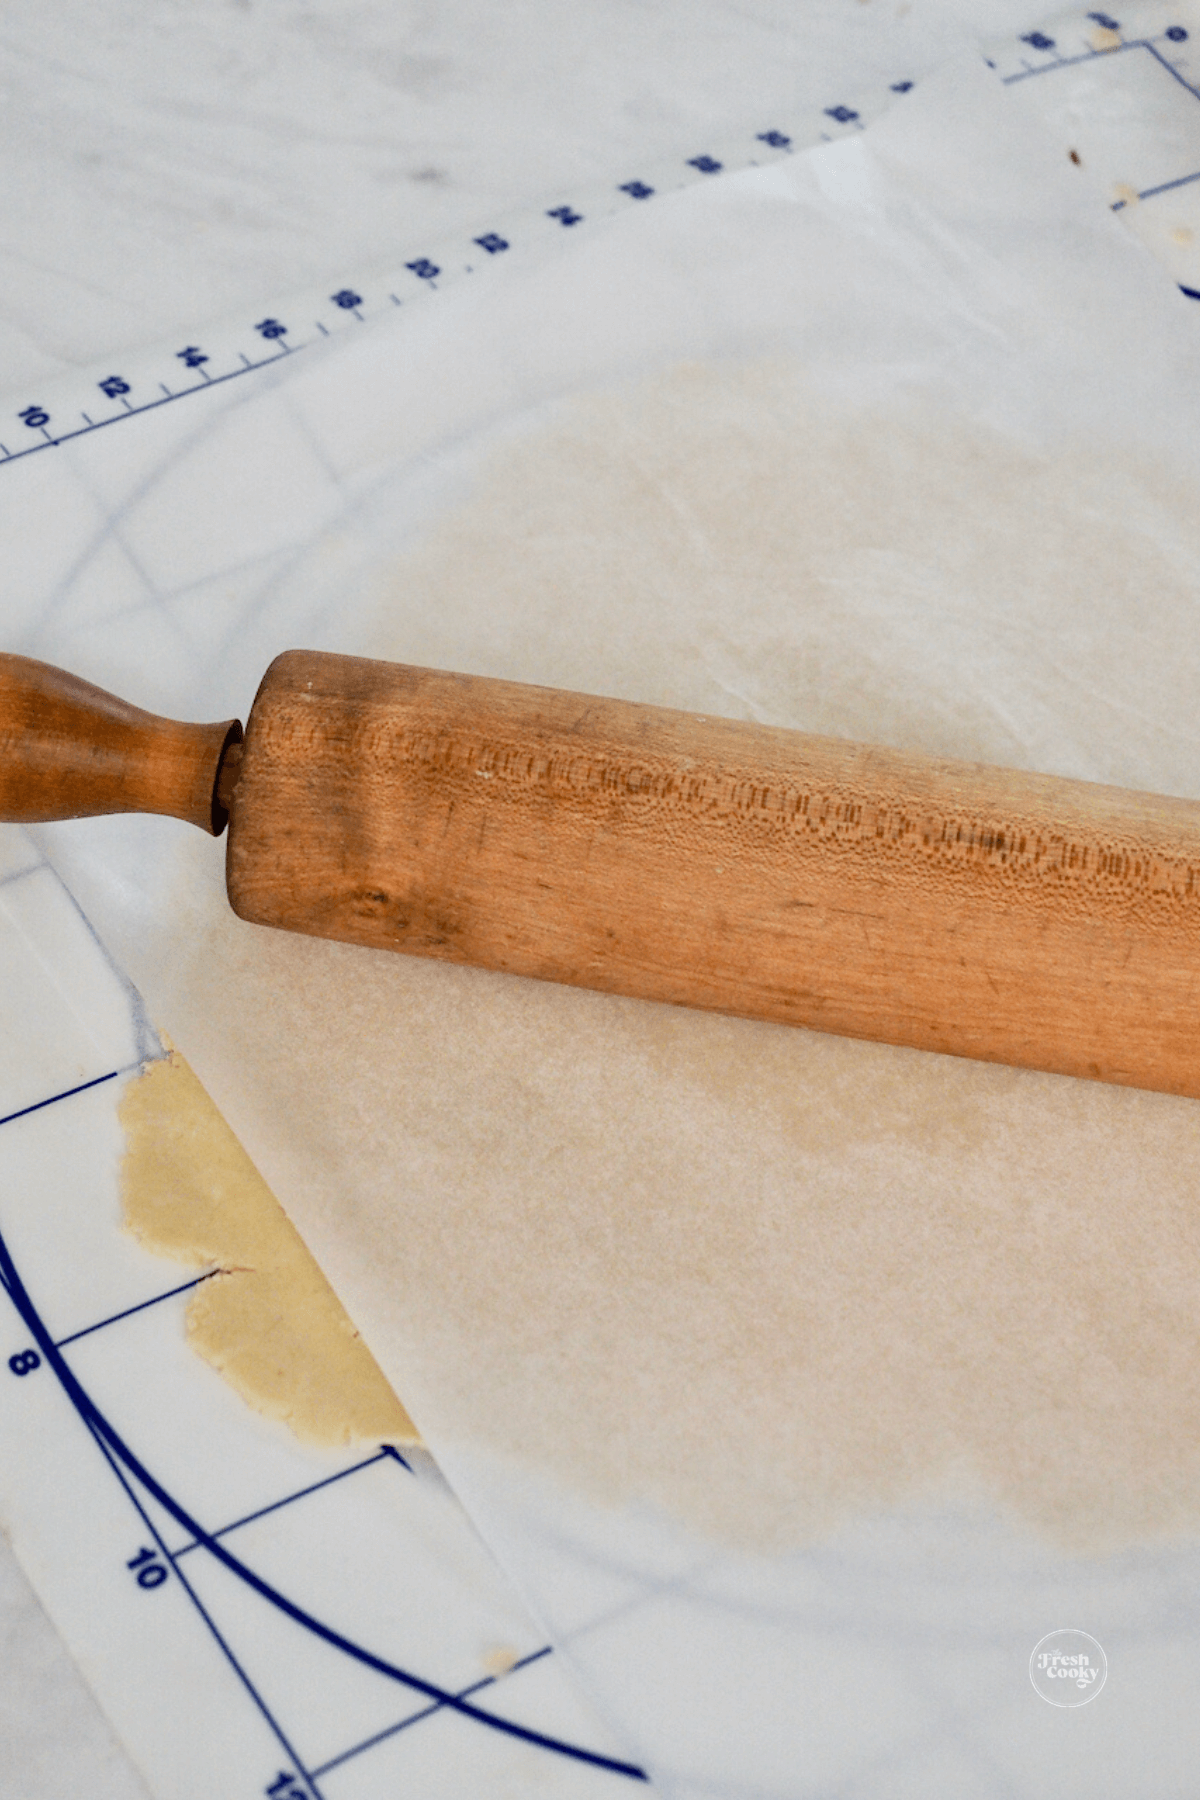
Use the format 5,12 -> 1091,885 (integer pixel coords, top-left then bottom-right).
265,1774 -> 306,1798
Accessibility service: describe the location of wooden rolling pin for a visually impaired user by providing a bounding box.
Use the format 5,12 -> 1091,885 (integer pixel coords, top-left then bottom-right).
5,646 -> 1200,1098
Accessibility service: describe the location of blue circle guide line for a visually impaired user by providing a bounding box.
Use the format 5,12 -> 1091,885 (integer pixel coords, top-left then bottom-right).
0,1079 -> 648,1786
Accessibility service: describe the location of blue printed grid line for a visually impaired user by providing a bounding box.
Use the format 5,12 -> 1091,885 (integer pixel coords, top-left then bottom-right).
3,16 -> 1198,471
0,80 -> 912,470
1000,19 -> 1198,93
312,1645 -> 556,1781
0,1073 -> 648,1790
997,16 -> 1200,223
54,1274 -> 215,1350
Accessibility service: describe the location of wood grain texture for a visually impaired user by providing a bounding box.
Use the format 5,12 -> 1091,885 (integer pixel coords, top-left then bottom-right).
226,649 -> 1200,1098
0,653 -> 242,834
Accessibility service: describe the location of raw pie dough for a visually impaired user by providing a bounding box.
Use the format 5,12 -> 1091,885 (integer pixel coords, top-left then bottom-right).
119,1049 -> 419,1449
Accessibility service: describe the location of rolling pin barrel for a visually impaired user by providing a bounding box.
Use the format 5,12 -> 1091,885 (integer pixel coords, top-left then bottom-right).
227,650 -> 1200,1099
6,644 -> 1200,1098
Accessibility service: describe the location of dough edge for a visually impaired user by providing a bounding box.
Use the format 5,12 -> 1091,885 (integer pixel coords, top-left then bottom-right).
119,1047 -> 420,1450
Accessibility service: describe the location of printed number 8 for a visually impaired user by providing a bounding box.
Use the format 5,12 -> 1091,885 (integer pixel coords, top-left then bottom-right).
8,1351 -> 40,1376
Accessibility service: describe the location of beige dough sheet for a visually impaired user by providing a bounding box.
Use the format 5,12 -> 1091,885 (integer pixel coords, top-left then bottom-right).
120,1048 -> 417,1448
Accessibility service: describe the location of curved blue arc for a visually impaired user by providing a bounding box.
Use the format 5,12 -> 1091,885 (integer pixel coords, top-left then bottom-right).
0,1223 -> 647,1783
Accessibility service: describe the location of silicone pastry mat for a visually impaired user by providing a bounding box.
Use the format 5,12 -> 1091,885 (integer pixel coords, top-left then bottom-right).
0,829 -> 641,1797
6,10 -> 1200,1797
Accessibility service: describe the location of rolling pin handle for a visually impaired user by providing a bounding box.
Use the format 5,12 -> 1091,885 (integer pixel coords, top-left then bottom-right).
214,734 -> 244,822
0,652 -> 243,836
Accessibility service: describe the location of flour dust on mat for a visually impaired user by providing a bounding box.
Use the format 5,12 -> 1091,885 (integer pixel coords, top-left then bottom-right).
145,358 -> 1200,1557
119,1049 -> 419,1449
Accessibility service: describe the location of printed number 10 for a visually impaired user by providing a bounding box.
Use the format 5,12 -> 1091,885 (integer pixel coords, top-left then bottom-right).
126,1546 -> 169,1589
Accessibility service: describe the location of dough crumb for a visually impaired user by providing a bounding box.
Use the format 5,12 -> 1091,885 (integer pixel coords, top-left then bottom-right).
119,1049 -> 420,1449
1089,24 -> 1121,49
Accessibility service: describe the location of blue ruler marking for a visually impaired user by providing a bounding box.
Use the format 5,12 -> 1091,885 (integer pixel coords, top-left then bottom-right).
0,1074 -> 649,1786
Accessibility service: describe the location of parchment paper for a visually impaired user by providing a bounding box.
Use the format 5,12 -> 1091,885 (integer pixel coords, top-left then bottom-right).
30,53 -> 1200,1796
